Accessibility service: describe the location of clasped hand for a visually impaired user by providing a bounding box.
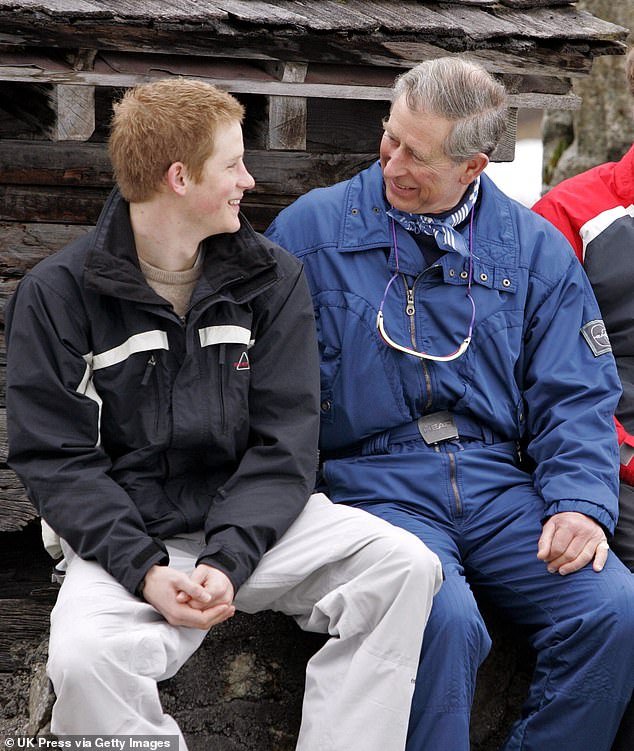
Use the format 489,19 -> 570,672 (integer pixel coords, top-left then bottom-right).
142,563 -> 235,629
537,511 -> 610,575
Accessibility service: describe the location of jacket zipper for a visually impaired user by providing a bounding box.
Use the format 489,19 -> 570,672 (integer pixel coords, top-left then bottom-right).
141,354 -> 156,386
141,354 -> 161,432
402,272 -> 463,513
401,274 -> 433,411
218,343 -> 227,434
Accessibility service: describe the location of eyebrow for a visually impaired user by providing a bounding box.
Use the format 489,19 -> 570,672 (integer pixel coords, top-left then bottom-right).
382,122 -> 427,161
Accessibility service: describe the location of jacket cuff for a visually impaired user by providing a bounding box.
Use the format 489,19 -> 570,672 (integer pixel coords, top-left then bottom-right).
542,499 -> 615,536
197,545 -> 246,594
128,539 -> 169,598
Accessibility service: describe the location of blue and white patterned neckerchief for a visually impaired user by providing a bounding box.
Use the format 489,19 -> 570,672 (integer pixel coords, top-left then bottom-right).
387,176 -> 480,256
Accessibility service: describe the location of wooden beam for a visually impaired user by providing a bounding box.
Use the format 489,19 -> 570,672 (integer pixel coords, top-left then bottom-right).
0,140 -> 378,191
46,84 -> 95,141
0,407 -> 34,532
0,59 -> 582,110
265,61 -> 308,151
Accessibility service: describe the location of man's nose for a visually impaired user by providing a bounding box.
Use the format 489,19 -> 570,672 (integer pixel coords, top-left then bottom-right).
240,166 -> 256,190
383,148 -> 405,177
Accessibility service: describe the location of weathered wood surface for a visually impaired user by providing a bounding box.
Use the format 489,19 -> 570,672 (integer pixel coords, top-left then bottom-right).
0,48 -> 584,113
0,524 -> 57,672
0,405 -> 36,531
0,0 -> 626,82
0,141 -> 377,194
0,141 -> 379,246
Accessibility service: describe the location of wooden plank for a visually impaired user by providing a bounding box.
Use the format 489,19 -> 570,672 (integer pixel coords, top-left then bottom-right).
498,0 -> 588,6
1,405 -> 10,462
307,98 -> 385,154
0,59 -> 395,98
219,0 -> 379,31
0,140 -> 114,187
0,59 -> 584,109
266,62 -> 308,151
323,0 -> 462,34
380,41 -> 595,77
0,4 -> 624,74
495,7 -> 630,41
0,0 -> 587,15
47,84 -> 95,141
0,141 -> 378,193
0,278 -> 21,322
0,222 -> 90,275
440,0 -> 498,4
0,185 -> 110,224
0,0 -> 104,10
100,0 -> 227,21
425,3 -> 520,39
0,337 -> 4,407
209,0 -> 315,26
0,402 -> 34,530
501,74 -> 572,96
0,486 -> 37,532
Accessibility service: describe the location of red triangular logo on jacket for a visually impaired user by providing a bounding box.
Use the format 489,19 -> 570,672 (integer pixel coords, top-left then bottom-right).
235,351 -> 250,371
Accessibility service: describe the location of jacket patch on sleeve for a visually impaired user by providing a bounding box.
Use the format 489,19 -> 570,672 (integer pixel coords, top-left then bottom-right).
581,320 -> 612,357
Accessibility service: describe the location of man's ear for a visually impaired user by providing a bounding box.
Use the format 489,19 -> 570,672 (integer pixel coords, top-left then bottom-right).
165,162 -> 188,195
459,153 -> 489,185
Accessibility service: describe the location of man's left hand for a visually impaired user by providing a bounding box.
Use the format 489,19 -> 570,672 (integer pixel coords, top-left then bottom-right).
537,511 -> 609,575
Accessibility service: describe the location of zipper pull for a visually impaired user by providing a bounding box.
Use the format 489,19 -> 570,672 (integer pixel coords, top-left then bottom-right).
406,286 -> 415,316
141,354 -> 156,386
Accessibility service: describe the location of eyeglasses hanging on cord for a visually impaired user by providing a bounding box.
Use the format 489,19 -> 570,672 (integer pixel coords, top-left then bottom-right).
376,213 -> 476,363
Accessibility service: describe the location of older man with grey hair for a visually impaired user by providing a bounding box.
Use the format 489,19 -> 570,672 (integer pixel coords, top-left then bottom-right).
267,56 -> 634,751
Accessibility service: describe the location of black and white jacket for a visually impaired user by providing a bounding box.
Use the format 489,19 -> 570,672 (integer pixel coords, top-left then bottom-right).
6,188 -> 320,596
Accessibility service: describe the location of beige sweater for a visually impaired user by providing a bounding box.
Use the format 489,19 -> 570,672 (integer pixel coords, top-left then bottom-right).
139,252 -> 203,319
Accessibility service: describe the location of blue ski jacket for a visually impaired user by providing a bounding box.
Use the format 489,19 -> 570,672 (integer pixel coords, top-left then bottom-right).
266,161 -> 622,532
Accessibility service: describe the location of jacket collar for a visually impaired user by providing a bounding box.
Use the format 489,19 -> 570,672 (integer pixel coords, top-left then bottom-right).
339,162 -> 520,267
84,188 -> 278,305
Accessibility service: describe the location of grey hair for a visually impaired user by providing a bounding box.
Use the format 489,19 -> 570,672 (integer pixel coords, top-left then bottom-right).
392,57 -> 508,162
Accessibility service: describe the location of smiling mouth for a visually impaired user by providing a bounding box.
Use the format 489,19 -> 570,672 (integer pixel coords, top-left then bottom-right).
390,179 -> 415,192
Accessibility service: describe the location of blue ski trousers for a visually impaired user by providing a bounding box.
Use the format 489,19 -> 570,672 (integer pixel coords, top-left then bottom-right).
323,437 -> 634,751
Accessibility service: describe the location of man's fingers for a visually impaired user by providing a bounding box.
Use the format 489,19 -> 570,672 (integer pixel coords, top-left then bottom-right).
176,578 -> 212,605
536,522 -> 556,561
593,540 -> 610,573
167,603 -> 236,629
547,538 -> 610,576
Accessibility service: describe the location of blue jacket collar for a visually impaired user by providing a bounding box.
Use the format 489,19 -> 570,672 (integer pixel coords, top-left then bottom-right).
338,161 -> 520,274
